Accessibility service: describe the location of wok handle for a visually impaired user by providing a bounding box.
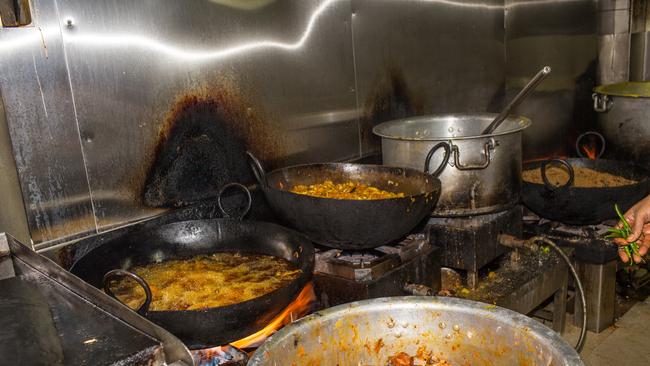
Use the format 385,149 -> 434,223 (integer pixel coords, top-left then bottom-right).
575,131 -> 606,159
245,151 -> 268,189
103,269 -> 152,315
423,142 -> 451,177
541,159 -> 574,190
217,182 -> 252,220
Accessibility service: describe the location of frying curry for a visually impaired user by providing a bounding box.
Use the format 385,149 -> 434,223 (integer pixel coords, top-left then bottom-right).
290,180 -> 405,200
109,253 -> 300,311
523,166 -> 636,188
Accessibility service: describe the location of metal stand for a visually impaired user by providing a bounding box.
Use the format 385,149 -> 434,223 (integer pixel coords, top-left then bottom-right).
428,206 -> 523,289
573,260 -> 617,333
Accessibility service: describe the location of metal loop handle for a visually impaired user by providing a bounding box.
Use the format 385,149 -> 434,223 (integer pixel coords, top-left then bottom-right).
592,93 -> 612,113
423,142 -> 451,177
217,182 -> 252,220
451,140 -> 494,170
103,269 -> 152,315
245,151 -> 268,189
541,159 -> 574,190
575,131 -> 606,159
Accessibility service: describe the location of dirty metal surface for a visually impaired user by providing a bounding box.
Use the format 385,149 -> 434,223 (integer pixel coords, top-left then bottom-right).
56,0 -> 359,232
353,0 -> 506,154
428,205 -> 523,280
445,247 -> 568,332
0,0 -> 96,245
315,242 -> 441,307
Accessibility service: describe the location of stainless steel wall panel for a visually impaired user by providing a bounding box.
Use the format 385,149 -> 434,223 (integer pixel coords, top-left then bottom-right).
0,93 -> 30,246
55,0 -> 358,230
352,0 -> 506,154
0,0 -> 602,246
0,0 -> 96,246
505,0 -> 598,159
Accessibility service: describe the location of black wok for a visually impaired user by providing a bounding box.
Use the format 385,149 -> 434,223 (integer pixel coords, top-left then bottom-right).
522,158 -> 650,225
70,184 -> 315,349
246,144 -> 449,249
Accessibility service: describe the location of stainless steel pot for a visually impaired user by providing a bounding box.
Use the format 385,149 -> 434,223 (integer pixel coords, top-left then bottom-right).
373,114 -> 531,216
248,296 -> 583,366
593,82 -> 650,168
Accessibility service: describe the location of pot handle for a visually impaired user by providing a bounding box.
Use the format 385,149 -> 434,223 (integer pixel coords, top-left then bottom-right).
451,140 -> 494,170
575,131 -> 606,159
541,159 -> 574,190
423,142 -> 451,177
217,182 -> 252,220
103,269 -> 152,315
245,151 -> 268,189
592,93 -> 612,113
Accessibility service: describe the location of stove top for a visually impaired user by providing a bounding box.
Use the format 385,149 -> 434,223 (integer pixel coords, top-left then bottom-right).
191,345 -> 248,366
314,233 -> 429,281
522,211 -> 618,264
313,233 -> 442,307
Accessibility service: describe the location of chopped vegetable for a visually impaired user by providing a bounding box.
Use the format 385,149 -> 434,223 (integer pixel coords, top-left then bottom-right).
605,204 -> 645,266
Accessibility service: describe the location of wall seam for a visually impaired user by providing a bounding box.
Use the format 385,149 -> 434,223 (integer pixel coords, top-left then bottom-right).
52,0 -> 99,234
350,2 -> 362,159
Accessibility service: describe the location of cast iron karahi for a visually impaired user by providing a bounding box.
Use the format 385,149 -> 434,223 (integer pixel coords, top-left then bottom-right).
522,158 -> 650,225
70,183 -> 315,349
246,145 -> 449,249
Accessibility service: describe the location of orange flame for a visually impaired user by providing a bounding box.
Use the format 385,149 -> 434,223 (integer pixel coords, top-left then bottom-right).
230,283 -> 316,349
581,144 -> 597,160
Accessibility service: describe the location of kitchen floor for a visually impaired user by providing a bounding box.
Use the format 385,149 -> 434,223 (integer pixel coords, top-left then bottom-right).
561,298 -> 650,366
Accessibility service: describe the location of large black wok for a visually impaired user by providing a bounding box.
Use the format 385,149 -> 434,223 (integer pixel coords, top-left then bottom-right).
522,158 -> 650,225
246,145 -> 449,249
70,184 -> 315,349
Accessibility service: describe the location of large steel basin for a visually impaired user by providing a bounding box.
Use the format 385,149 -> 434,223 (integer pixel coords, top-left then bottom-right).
248,296 -> 582,366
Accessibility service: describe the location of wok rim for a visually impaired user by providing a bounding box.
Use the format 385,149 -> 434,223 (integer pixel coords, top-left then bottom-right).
522,158 -> 650,190
71,218 -> 315,317
263,162 -> 442,201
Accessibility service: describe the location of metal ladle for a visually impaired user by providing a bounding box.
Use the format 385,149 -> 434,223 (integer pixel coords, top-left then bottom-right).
482,66 -> 552,135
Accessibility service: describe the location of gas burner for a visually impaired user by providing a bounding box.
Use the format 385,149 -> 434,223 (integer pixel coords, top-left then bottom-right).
313,234 -> 441,307
314,234 -> 431,281
191,345 -> 247,366
332,250 -> 383,267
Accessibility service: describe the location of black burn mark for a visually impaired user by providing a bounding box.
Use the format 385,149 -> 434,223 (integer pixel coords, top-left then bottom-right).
362,66 -> 424,151
143,85 -> 283,208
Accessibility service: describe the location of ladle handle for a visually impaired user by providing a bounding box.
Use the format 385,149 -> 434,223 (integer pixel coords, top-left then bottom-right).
103,269 -> 153,315
482,66 -> 552,135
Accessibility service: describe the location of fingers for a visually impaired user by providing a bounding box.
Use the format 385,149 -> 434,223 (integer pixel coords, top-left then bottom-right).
619,249 -> 630,263
627,215 -> 645,242
613,238 -> 627,246
638,232 -> 650,256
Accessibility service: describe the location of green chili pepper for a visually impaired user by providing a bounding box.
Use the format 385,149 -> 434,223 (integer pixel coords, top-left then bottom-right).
605,204 -> 646,266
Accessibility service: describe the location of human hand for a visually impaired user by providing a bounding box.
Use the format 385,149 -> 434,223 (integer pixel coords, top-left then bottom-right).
614,195 -> 650,263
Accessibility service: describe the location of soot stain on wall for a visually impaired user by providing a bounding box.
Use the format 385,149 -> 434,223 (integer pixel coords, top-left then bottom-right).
361,65 -> 425,153
143,79 -> 285,208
